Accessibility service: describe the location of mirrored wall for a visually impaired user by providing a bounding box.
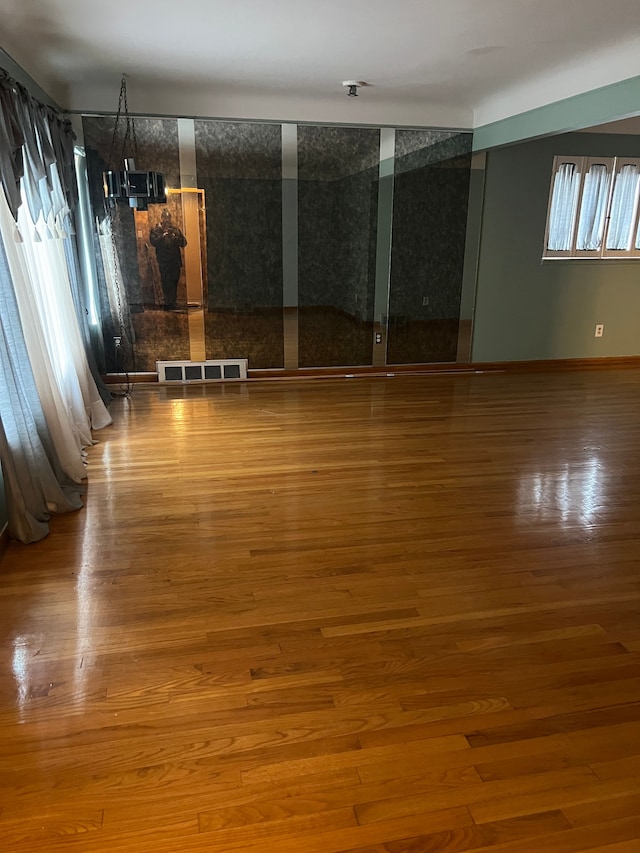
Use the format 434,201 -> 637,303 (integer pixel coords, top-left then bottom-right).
388,131 -> 473,364
82,116 -> 473,373
298,126 -> 379,367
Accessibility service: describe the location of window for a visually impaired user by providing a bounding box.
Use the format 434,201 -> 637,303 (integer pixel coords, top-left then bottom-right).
543,155 -> 640,259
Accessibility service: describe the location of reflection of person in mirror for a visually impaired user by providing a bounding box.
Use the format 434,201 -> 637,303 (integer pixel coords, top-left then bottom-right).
149,208 -> 187,310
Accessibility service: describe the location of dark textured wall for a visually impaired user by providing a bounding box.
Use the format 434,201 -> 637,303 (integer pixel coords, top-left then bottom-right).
298,126 -> 379,367
83,116 -> 181,188
195,121 -> 284,368
387,131 -> 472,364
395,130 -> 472,171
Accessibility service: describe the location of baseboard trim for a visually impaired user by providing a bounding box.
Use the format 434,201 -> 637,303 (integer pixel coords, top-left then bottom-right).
102,356 -> 640,386
470,356 -> 640,373
104,372 -> 158,385
250,356 -> 640,380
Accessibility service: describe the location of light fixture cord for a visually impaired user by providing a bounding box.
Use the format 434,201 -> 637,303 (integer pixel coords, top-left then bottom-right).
107,74 -> 139,169
104,73 -> 136,395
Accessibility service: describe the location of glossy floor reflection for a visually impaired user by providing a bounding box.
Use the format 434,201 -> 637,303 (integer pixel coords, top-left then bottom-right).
1,368 -> 640,852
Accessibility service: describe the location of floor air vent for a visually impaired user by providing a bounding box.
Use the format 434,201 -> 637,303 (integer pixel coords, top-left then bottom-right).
157,359 -> 248,383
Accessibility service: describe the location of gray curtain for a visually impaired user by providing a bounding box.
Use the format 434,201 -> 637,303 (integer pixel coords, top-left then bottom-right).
0,73 -> 24,218
0,71 -> 77,225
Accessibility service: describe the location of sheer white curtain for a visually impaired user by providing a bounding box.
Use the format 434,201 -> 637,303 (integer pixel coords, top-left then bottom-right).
0,233 -> 84,543
547,163 -> 581,251
0,185 -> 111,483
576,164 -> 610,251
606,164 -> 640,251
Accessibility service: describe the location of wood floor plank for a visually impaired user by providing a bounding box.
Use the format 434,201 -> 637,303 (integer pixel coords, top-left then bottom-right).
355,766 -> 598,825
2,369 -> 640,851
469,775 -> 640,825
241,733 -> 468,784
563,791 -> 640,827
358,810 -> 572,853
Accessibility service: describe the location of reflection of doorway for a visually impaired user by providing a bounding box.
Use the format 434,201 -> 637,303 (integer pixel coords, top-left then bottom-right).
134,190 -> 208,312
167,188 -> 208,360
127,189 -> 208,368
134,195 -> 187,310
166,188 -> 208,312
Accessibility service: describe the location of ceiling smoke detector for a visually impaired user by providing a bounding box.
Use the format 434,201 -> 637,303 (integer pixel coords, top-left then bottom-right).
342,80 -> 367,97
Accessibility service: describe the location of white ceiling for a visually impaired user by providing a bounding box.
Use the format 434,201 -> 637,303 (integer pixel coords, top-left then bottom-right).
2,0 -> 640,128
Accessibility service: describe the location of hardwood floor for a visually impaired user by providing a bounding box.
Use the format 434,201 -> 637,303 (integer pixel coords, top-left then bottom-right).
1,368 -> 640,852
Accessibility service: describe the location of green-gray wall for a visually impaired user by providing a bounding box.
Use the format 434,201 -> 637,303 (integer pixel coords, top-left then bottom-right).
472,132 -> 640,363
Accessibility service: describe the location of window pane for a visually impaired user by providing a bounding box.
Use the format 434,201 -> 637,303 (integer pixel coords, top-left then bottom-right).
576,163 -> 610,251
606,164 -> 640,250
547,163 -> 581,251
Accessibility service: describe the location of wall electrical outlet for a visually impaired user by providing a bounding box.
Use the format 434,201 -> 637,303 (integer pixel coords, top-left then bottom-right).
422,296 -> 430,306
594,324 -> 604,338
113,336 -> 122,348
375,332 -> 382,344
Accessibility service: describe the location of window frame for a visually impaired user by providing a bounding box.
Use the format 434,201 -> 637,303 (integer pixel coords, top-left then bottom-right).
543,155 -> 640,260
543,156 -> 583,258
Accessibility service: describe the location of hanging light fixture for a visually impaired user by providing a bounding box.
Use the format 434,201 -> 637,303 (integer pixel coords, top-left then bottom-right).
103,74 -> 166,210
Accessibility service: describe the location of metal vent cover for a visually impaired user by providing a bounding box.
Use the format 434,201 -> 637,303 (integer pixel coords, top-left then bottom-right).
156,359 -> 248,383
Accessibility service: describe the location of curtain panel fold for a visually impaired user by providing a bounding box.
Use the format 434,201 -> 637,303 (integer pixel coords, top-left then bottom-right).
0,238 -> 84,543
0,67 -> 112,544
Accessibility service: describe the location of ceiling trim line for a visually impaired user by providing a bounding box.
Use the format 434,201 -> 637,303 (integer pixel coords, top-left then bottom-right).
75,109 -> 473,134
473,74 -> 640,151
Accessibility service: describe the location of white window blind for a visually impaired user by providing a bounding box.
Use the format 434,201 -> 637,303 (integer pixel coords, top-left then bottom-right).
605,163 -> 640,252
576,163 -> 610,252
547,162 -> 581,251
